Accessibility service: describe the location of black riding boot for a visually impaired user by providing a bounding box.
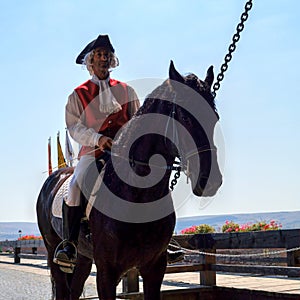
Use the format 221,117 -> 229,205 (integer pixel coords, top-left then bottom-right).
54,201 -> 82,268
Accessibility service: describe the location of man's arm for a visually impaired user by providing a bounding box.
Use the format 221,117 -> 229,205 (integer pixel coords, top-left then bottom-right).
127,86 -> 140,119
65,90 -> 102,147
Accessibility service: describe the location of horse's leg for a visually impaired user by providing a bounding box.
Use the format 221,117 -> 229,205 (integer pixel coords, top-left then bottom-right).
140,252 -> 168,300
69,253 -> 93,300
94,262 -> 120,300
46,243 -> 72,300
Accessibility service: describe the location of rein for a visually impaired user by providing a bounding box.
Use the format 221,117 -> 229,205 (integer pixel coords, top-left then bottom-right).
104,150 -> 181,172
106,149 -> 182,191
107,146 -> 216,191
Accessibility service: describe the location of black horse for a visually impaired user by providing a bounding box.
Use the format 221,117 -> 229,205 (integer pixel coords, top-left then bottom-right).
37,61 -> 222,300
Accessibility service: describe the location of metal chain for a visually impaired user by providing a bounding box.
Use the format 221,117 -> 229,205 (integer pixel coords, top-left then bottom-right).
169,243 -> 300,259
170,167 -> 181,191
212,0 -> 253,98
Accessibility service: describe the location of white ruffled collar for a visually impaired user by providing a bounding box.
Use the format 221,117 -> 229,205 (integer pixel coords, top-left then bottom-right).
91,75 -> 122,114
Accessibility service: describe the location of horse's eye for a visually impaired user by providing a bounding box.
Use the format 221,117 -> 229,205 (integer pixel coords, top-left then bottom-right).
181,116 -> 190,123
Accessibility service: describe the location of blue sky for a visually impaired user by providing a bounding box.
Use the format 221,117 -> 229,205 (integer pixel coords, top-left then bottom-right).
0,0 -> 299,222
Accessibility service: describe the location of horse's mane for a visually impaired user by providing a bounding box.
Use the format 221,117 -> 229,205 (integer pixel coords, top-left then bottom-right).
184,73 -> 217,112
114,79 -> 171,149
115,73 -> 218,149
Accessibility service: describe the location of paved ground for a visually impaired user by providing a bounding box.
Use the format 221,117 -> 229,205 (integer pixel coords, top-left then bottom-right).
0,264 -> 52,300
1,254 -> 300,299
0,255 -> 97,300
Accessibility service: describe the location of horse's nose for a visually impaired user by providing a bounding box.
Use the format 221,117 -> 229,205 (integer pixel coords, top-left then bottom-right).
202,178 -> 222,196
196,173 -> 222,197
192,169 -> 223,197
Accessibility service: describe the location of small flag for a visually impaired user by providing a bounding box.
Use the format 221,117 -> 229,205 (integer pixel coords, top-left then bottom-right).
48,137 -> 53,175
65,129 -> 74,167
57,131 -> 67,168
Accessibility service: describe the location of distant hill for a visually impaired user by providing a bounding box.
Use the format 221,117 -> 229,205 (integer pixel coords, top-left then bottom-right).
1,210 -> 300,240
175,210 -> 300,233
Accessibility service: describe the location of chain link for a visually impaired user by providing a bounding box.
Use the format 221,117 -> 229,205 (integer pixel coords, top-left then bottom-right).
212,0 -> 253,98
170,167 -> 181,191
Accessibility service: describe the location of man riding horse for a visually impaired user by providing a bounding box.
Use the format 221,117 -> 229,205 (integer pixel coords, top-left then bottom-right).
54,34 -> 184,269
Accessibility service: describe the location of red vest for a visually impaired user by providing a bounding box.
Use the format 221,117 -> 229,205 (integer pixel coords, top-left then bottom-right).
75,79 -> 129,158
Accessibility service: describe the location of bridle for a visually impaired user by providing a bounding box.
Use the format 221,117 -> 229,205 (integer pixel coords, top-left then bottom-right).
181,146 -> 217,183
159,84 -> 220,190
164,94 -> 217,190
185,146 -> 217,160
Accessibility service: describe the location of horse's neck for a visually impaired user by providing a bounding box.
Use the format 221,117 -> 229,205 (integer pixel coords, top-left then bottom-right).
107,135 -> 174,201
107,98 -> 176,199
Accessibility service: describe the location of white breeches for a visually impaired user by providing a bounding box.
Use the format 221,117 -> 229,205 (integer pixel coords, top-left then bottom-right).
65,155 -> 95,207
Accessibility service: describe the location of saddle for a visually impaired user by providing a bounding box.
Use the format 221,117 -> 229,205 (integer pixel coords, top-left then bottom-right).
51,154 -> 109,220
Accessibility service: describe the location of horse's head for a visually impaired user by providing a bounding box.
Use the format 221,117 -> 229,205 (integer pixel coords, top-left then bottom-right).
168,61 -> 222,197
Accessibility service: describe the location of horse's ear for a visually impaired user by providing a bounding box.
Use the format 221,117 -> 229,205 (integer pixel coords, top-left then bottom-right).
169,60 -> 184,84
205,65 -> 214,88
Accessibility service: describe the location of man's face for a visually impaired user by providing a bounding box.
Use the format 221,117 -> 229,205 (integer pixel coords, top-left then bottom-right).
92,47 -> 112,79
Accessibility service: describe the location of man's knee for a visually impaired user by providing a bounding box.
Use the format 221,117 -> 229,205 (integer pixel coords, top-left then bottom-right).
65,180 -> 81,206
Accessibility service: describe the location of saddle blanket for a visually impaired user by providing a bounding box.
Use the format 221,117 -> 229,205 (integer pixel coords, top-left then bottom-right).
52,174 -> 73,218
51,167 -> 105,219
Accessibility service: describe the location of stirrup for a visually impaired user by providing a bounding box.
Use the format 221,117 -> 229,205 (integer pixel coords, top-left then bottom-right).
167,250 -> 185,264
53,240 -> 78,273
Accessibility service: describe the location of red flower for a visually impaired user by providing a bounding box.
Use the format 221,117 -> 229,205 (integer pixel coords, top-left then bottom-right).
18,235 -> 42,241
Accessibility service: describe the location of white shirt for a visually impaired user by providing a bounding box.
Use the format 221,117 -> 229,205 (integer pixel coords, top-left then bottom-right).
65,76 -> 140,148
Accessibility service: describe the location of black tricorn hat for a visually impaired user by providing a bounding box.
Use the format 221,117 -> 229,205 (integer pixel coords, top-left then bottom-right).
76,34 -> 115,64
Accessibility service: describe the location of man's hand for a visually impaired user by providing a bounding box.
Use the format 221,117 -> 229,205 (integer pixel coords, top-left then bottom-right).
97,136 -> 112,151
